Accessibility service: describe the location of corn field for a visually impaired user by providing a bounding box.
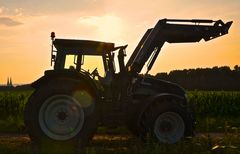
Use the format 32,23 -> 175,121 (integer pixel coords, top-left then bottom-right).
0,91 -> 32,120
188,91 -> 240,117
0,90 -> 239,128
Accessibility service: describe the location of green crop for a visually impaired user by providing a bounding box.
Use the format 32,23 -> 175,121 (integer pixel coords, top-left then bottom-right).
0,90 -> 240,133
188,91 -> 240,117
0,91 -> 32,120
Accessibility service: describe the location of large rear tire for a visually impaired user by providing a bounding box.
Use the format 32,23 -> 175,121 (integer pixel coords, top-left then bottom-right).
24,79 -> 98,153
141,98 -> 194,144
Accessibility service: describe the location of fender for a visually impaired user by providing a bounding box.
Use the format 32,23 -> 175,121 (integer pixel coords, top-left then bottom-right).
30,70 -> 103,118
138,93 -> 187,118
131,93 -> 187,135
32,69 -> 101,98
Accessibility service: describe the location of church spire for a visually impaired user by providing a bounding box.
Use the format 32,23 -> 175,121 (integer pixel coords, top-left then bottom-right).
10,77 -> 12,86
7,77 -> 9,86
6,77 -> 13,87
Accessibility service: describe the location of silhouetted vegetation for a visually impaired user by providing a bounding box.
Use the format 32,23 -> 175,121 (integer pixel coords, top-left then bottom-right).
155,65 -> 240,90
0,84 -> 32,91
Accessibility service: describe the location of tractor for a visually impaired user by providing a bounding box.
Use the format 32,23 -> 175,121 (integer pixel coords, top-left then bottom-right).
24,19 -> 232,153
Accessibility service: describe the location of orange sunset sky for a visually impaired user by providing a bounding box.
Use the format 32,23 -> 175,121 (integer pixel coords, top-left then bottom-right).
0,0 -> 239,84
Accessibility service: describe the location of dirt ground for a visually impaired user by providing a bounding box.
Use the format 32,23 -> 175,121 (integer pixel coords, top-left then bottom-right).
0,133 -> 132,148
0,132 -> 228,147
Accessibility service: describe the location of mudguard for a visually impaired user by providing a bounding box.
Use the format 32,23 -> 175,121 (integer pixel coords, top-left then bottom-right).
138,93 -> 187,120
127,93 -> 188,136
31,69 -> 102,99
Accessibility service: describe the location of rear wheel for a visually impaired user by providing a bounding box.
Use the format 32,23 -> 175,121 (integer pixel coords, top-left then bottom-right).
38,94 -> 85,141
142,98 -> 194,144
24,79 -> 98,153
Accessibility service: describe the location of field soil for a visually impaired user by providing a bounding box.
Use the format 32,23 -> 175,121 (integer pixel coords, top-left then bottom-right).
0,132 -> 230,149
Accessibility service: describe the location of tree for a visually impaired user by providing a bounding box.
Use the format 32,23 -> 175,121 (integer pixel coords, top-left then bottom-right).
234,65 -> 239,71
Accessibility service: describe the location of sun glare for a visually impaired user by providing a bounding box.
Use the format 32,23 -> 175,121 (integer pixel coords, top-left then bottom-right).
77,15 -> 124,41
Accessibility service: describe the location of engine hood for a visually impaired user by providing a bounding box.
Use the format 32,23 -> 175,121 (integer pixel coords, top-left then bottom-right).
133,76 -> 186,97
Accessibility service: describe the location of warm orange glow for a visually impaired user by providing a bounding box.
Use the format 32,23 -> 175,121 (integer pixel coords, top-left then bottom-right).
0,1 -> 239,84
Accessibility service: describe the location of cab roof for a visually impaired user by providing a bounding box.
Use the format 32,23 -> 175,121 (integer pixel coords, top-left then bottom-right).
53,39 -> 115,55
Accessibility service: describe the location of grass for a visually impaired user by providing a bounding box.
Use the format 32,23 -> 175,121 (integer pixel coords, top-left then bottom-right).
196,117 -> 240,133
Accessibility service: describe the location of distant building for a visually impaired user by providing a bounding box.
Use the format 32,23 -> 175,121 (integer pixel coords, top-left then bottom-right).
0,77 -> 31,91
7,77 -> 13,87
0,77 -> 14,90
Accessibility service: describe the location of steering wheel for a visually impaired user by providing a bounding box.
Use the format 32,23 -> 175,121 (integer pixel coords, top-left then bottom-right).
90,68 -> 99,78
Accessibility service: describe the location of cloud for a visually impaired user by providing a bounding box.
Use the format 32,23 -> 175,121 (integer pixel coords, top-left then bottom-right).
0,17 -> 22,26
0,0 -> 105,16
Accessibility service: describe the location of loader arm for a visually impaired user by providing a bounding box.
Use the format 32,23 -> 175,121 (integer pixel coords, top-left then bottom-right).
126,19 -> 232,74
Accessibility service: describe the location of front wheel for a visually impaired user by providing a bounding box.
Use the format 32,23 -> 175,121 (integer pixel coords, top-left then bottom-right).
153,111 -> 185,143
142,98 -> 194,144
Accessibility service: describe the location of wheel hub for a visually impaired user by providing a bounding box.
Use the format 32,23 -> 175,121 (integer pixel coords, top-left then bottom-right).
159,121 -> 172,132
39,95 -> 85,141
57,111 -> 68,121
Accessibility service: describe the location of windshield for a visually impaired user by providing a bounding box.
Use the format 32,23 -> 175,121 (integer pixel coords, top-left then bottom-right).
64,55 -> 105,77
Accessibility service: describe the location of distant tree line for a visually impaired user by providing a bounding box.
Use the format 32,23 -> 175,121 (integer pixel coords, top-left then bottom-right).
155,65 -> 240,91
0,84 -> 32,91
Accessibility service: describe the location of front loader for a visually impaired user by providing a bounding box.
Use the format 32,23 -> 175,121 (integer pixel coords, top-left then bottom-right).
24,19 -> 232,153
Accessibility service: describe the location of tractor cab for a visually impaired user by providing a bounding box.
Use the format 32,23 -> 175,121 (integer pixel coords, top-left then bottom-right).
50,33 -> 129,100
51,33 -> 117,79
